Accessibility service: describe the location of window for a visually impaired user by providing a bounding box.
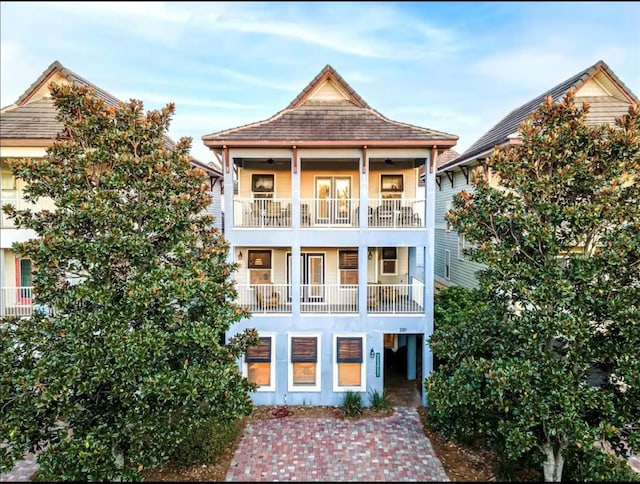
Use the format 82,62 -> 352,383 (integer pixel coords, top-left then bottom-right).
288,335 -> 321,392
248,250 -> 272,284
16,258 -> 33,303
338,250 -> 358,285
244,335 -> 275,392
458,234 -> 466,260
334,335 -> 366,392
380,174 -> 403,193
252,174 -> 274,198
1,166 -> 16,190
381,247 -> 397,275
445,249 -> 451,281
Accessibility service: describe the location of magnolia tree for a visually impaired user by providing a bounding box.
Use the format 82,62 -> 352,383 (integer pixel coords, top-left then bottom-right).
0,84 -> 258,481
426,90 -> 640,481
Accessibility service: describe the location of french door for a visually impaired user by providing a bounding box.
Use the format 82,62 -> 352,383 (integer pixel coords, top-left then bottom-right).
315,177 -> 351,225
287,253 -> 324,302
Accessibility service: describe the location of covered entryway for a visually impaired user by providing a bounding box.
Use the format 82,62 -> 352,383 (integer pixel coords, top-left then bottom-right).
383,333 -> 423,407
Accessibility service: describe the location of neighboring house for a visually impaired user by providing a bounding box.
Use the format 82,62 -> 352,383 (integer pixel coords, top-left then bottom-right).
433,60 -> 638,289
0,60 -> 223,317
202,65 -> 458,407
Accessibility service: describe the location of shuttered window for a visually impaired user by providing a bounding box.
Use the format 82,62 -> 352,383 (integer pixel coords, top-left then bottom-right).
246,337 -> 271,387
337,337 -> 362,387
338,250 -> 358,285
291,337 -> 317,386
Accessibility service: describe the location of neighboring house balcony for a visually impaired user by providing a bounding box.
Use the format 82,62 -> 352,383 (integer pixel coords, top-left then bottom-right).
1,286 -> 33,317
234,246 -> 425,315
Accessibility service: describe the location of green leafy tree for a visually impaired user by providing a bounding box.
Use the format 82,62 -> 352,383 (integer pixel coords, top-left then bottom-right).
0,83 -> 258,481
427,90 -> 640,481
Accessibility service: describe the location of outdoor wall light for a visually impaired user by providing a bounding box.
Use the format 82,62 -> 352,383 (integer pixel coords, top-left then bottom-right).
370,348 -> 375,359
368,249 -> 373,260
237,250 -> 243,262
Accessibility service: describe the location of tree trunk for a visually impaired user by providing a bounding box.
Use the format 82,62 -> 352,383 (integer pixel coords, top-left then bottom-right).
542,442 -> 566,481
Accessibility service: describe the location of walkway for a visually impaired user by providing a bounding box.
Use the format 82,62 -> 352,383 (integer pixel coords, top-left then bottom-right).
225,407 -> 449,482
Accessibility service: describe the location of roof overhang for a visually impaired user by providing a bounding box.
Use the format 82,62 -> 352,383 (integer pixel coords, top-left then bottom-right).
203,139 -> 458,150
0,138 -> 54,147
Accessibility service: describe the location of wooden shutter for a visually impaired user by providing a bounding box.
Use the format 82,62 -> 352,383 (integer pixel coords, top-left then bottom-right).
291,337 -> 317,362
339,251 -> 358,269
337,337 -> 362,363
245,337 -> 271,362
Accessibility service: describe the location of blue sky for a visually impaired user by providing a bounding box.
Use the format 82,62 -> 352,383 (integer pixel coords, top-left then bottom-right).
1,1 -> 639,165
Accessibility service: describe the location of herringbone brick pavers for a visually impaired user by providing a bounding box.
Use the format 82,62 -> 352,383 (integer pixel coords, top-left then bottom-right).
225,407 -> 450,482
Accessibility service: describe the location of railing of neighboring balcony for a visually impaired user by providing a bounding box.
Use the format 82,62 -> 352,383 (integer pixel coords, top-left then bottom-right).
1,287 -> 34,317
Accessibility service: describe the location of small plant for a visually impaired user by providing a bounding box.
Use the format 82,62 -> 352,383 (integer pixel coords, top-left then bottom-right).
368,387 -> 391,411
171,418 -> 243,467
341,390 -> 363,417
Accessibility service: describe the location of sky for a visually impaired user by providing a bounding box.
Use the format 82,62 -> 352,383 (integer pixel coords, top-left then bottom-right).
1,1 -> 639,166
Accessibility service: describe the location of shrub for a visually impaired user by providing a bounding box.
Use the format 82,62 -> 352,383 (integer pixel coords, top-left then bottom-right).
171,418 -> 243,467
368,387 -> 391,411
341,391 -> 363,417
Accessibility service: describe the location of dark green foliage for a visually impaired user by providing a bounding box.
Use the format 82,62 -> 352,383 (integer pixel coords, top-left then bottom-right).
341,390 -> 363,417
368,387 -> 391,411
426,92 -> 640,481
171,418 -> 243,467
0,83 -> 258,481
564,445 -> 640,482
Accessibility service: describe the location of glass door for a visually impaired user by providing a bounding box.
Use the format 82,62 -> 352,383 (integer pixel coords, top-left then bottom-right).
315,177 -> 351,225
287,253 -> 325,302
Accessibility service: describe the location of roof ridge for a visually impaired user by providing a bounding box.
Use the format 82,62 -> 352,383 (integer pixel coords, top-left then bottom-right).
440,59 -> 636,170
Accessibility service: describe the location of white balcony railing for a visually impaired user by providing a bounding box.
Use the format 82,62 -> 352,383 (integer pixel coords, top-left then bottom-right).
367,283 -> 424,314
368,199 -> 424,228
299,284 -> 358,313
1,287 -> 34,317
235,284 -> 292,313
300,199 -> 359,228
234,198 -> 292,228
234,283 -> 423,314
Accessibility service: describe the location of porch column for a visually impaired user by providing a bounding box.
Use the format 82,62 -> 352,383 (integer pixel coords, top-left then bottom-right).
358,147 -> 369,314
407,334 -> 417,380
423,148 -> 437,406
223,148 -> 234,240
0,249 -> 4,316
290,148 -> 301,315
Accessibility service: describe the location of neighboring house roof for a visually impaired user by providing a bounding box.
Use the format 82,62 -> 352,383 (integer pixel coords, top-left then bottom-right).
440,60 -> 638,171
418,149 -> 460,186
202,64 -> 458,148
0,60 -> 211,171
189,157 -> 223,178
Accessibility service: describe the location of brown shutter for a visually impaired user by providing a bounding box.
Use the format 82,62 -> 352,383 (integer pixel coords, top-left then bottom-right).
291,337 -> 317,362
245,337 -> 271,362
337,337 -> 362,363
339,251 -> 358,269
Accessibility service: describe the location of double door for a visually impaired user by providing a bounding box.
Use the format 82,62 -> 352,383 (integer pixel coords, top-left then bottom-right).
287,253 -> 324,302
316,177 -> 351,225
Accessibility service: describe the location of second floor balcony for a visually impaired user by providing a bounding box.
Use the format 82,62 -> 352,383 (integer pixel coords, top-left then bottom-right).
233,198 -> 425,229
235,280 -> 425,315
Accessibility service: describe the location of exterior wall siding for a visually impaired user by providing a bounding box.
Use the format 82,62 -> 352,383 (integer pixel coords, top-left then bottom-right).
434,163 -> 486,288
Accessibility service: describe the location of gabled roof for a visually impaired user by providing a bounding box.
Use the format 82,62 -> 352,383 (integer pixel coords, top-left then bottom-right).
0,61 -> 211,169
1,60 -> 121,142
440,60 -> 638,171
202,64 -> 458,148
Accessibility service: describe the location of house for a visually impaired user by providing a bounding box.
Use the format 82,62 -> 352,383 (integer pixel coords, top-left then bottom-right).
433,60 -> 638,289
202,65 -> 458,407
0,61 -> 223,317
